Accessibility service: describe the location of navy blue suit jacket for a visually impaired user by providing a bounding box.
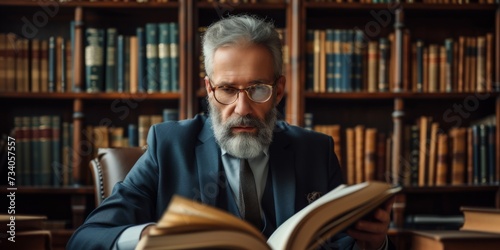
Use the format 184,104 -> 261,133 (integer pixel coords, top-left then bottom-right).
67,114 -> 350,249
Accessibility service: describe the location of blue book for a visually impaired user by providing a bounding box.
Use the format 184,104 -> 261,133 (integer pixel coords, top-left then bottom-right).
472,125 -> 480,184
117,35 -> 125,93
169,23 -> 179,92
158,23 -> 170,92
487,125 -> 496,183
48,36 -> 56,92
124,36 -> 131,92
333,30 -> 342,92
342,30 -> 353,92
128,124 -> 138,147
444,38 -> 454,93
51,116 -> 61,186
85,28 -> 105,93
136,27 -> 147,92
325,29 -> 335,93
145,23 -> 159,93
105,28 -> 118,92
163,109 -> 179,122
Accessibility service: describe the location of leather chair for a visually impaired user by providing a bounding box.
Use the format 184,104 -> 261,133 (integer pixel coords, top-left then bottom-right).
89,147 -> 145,206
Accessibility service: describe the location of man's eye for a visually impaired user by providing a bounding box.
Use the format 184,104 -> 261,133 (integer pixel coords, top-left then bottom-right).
219,87 -> 238,94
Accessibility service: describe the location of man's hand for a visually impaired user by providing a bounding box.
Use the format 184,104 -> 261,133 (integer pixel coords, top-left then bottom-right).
347,196 -> 395,250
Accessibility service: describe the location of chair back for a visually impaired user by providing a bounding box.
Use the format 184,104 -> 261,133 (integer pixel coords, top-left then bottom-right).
89,147 -> 145,206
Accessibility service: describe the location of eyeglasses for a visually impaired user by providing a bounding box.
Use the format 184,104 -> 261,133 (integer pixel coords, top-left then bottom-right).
208,79 -> 276,105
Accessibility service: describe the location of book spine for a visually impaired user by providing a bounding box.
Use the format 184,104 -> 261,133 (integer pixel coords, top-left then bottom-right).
136,27 -> 147,92
128,124 -> 138,147
325,29 -> 334,92
129,36 -> 138,94
48,36 -> 56,92
60,37 -> 67,93
353,30 -> 364,92
85,28 -> 105,93
31,39 -> 40,93
145,23 -> 159,93
39,115 -> 52,186
52,116 -> 61,186
487,125 -> 496,183
444,38 -> 453,92
116,35 -> 125,93
436,134 -> 448,185
158,23 -> 170,92
105,28 -> 117,93
169,22 -> 179,92
364,128 -> 377,181
378,37 -> 389,92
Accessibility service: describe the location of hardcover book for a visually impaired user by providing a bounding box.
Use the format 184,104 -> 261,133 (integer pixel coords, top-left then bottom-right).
136,181 -> 401,250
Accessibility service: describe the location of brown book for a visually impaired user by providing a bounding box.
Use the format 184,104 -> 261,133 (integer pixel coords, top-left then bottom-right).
66,39 -> 72,92
364,128 -> 377,181
466,127 -> 474,184
136,182 -> 401,250
460,207 -> 500,234
439,45 -> 447,92
328,125 -> 342,169
355,125 -> 365,184
457,36 -> 465,92
56,36 -> 64,92
469,37 -> 477,92
418,116 -> 429,186
428,122 -> 439,185
319,30 -> 326,93
476,36 -> 486,92
428,44 -> 438,93
346,128 -> 355,185
485,33 -> 493,91
313,30 -> 321,93
40,39 -> 49,93
110,127 -> 124,148
367,41 -> 378,93
138,115 -> 152,147
410,230 -> 500,250
376,132 -> 386,182
129,36 -> 138,94
435,134 -> 448,186
423,47 -> 429,92
31,39 -> 40,93
450,128 -> 466,185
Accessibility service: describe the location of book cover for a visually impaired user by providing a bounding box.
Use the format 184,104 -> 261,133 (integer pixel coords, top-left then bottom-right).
137,181 -> 401,250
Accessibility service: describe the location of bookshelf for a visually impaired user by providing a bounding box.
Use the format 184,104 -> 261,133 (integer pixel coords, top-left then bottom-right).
0,0 -> 499,247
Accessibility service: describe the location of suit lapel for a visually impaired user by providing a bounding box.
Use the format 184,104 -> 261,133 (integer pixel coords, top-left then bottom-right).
195,118 -> 222,207
268,125 -> 296,226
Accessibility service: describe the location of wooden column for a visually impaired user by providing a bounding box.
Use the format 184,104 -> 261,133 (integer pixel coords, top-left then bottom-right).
73,7 -> 83,93
179,0 -> 188,120
391,8 -> 405,185
285,0 -> 302,126
496,6 -> 500,184
72,98 -> 84,185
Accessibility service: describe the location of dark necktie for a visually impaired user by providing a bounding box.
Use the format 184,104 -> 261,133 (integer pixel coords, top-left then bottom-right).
239,159 -> 263,230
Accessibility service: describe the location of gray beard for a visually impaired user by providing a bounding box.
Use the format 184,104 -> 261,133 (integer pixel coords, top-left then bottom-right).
208,99 -> 277,159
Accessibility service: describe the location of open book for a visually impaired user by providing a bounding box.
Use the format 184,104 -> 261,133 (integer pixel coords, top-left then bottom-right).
136,181 -> 401,250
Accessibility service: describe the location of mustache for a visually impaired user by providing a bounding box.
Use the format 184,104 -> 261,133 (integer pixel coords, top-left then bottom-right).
225,115 -> 265,129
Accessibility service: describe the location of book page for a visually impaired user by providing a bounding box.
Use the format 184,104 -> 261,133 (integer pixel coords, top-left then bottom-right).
268,182 -> 397,250
152,195 -> 264,241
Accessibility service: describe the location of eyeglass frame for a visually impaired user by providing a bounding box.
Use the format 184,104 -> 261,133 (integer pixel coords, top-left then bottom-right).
207,77 -> 279,105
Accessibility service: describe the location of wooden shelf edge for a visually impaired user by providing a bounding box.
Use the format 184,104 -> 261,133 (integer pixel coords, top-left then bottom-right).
304,91 -> 500,100
304,2 -> 498,11
401,184 -> 500,193
0,92 -> 182,100
0,185 -> 94,194
0,0 -> 179,8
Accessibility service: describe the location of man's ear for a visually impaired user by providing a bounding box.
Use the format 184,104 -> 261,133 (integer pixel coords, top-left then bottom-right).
204,76 -> 212,95
275,75 -> 286,105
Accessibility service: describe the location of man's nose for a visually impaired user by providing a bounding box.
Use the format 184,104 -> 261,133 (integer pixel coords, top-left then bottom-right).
234,91 -> 252,116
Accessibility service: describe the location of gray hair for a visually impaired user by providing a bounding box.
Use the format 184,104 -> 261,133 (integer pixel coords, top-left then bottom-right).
202,14 -> 283,79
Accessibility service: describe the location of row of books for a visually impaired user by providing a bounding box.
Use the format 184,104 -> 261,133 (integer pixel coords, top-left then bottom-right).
310,116 -> 498,186
0,33 -> 73,93
86,22 -> 180,93
410,35 -> 496,93
8,115 -> 69,187
1,109 -> 178,187
306,29 -> 497,94
405,116 -> 497,186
